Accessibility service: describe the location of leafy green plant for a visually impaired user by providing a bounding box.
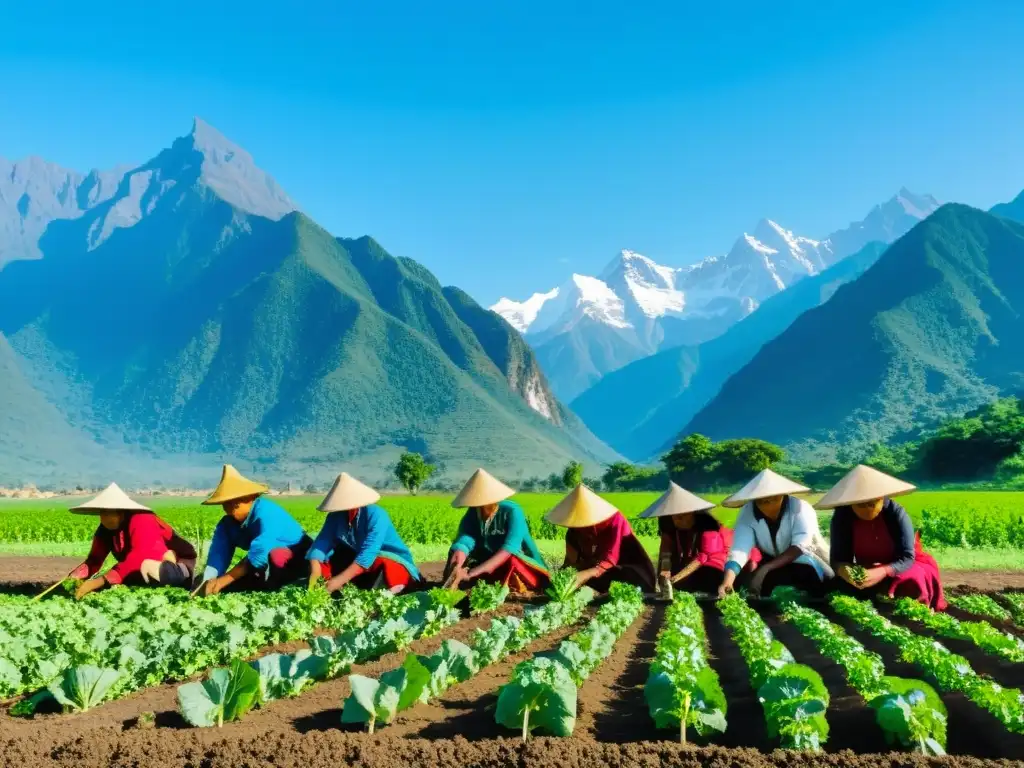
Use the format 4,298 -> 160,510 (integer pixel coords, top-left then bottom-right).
47,665 -> 122,712
468,582 -> 510,616
781,600 -> 946,754
545,568 -> 580,602
831,595 -> 1024,734
893,597 -> 1024,663
718,593 -> 828,750
495,582 -> 644,738
177,659 -> 261,727
948,594 -> 1012,623
644,592 -> 727,743
848,565 -> 867,586
342,586 -> 596,731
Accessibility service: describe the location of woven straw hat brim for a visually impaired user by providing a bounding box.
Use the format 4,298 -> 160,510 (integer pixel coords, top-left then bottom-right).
202,464 -> 269,505
721,469 -> 810,508
70,483 -> 152,515
638,482 -> 716,519
544,484 -> 618,528
452,469 -> 515,508
814,465 -> 916,509
318,472 -> 382,512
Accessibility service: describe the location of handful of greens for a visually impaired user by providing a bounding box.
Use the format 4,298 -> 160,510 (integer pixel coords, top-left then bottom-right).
849,565 -> 867,586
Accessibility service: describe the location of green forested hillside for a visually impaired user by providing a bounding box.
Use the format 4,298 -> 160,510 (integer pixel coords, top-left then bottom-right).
683,204 -> 1024,462
0,166 -> 617,485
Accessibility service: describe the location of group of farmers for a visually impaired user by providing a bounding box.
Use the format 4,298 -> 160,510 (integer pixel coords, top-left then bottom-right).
64,462 -> 946,610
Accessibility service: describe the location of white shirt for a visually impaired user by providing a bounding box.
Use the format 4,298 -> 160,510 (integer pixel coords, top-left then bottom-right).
727,496 -> 834,580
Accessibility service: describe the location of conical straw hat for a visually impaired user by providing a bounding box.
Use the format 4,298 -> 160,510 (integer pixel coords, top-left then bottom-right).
638,482 -> 716,519
814,465 -> 916,510
721,469 -> 809,508
202,464 -> 269,505
70,483 -> 152,515
318,472 -> 381,512
545,484 -> 618,528
451,468 -> 515,508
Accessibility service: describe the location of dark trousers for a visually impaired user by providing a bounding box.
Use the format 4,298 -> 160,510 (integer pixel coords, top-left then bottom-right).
588,563 -> 656,593
675,565 -> 726,594
749,562 -> 828,597
121,561 -> 194,588
222,536 -> 312,592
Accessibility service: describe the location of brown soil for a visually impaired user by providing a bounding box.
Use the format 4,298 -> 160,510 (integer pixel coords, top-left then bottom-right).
4,557 -> 1024,766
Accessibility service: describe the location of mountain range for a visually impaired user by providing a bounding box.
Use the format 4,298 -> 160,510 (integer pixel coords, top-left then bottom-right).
684,203 -> 1024,461
0,119 -> 617,486
493,190 -> 940,400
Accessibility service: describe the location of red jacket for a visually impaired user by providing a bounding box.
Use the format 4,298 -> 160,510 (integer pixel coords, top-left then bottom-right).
83,512 -> 196,585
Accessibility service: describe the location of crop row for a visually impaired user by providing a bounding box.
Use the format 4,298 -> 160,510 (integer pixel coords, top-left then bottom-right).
178,588 -> 469,726
830,595 -> 1024,733
893,597 -> 1024,662
778,597 -> 947,754
342,576 -> 596,732
0,585 -> 387,708
644,592 -> 727,743
718,592 -> 830,750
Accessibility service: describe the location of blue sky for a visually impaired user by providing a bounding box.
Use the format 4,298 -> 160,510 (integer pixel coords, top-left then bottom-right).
2,1 -> 1023,305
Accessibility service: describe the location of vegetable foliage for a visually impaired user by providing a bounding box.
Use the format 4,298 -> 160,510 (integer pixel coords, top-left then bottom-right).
644,592 -> 727,743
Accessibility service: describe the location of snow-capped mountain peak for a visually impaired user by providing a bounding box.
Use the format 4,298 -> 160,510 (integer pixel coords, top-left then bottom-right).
492,288 -> 559,333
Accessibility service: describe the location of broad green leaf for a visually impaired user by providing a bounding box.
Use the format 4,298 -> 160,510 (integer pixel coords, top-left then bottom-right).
48,665 -> 121,712
440,639 -> 479,683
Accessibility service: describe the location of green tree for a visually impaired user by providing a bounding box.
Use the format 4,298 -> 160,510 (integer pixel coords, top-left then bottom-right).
562,460 -> 584,489
662,433 -> 716,486
713,438 -> 786,484
602,461 -> 636,491
394,452 -> 436,495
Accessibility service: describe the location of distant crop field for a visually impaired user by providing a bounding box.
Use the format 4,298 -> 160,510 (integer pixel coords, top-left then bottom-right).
1,490 -> 1022,550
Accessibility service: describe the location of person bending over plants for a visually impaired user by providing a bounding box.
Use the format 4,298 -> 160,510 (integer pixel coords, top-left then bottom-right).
821,465 -> 946,610
307,472 -> 422,594
197,465 -> 312,596
69,483 -> 197,599
442,468 -> 550,594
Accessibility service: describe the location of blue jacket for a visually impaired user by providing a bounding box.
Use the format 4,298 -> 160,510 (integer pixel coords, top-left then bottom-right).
205,496 -> 307,577
307,503 -> 420,580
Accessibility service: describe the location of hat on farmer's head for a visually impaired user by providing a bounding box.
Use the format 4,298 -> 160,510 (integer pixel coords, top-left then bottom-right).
545,484 -> 618,528
814,465 -> 916,510
318,472 -> 381,513
721,468 -> 809,509
70,483 -> 152,515
638,482 -> 716,519
451,468 -> 515,508
202,464 -> 269,506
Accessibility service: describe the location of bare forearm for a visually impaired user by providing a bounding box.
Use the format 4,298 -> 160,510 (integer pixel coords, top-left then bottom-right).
762,545 -> 802,572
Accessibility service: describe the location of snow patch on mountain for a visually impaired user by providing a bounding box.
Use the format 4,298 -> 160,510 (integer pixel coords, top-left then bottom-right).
492,288 -> 559,333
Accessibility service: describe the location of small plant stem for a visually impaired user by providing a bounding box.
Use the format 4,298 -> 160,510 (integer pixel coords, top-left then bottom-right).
522,707 -> 530,741
681,692 -> 691,744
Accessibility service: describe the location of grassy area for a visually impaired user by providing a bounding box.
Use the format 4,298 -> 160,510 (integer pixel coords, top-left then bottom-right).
3,537 -> 1020,572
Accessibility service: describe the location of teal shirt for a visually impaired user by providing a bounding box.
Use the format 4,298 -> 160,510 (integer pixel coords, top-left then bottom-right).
450,500 -> 548,573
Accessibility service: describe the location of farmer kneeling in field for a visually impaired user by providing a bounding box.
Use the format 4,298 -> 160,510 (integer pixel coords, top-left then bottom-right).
548,484 -> 657,593
442,468 -> 550,594
717,469 -> 834,599
306,473 -> 422,594
820,465 -> 947,610
69,483 -> 197,599
197,465 -> 312,596
639,482 -> 760,594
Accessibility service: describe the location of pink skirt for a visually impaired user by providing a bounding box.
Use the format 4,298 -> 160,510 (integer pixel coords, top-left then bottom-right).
885,550 -> 947,610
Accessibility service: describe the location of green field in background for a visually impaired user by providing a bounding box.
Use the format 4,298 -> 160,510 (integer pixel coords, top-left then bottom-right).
1,490 -> 1023,553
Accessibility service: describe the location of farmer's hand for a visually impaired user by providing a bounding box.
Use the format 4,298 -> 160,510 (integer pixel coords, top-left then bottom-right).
749,567 -> 769,597
139,559 -> 164,584
75,576 -> 106,600
308,560 -> 322,591
201,576 -> 228,597
837,564 -> 856,586
162,550 -> 178,564
859,567 -> 888,589
716,582 -> 734,599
